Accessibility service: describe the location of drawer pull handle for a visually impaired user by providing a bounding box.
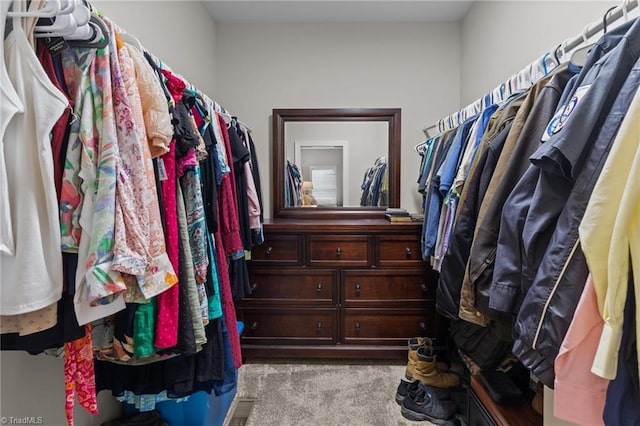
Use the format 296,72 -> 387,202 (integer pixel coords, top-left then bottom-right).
336,247 -> 342,256
420,322 -> 427,332
355,321 -> 361,330
251,321 -> 258,331
316,283 -> 323,292
265,246 -> 273,256
420,283 -> 428,293
405,247 -> 412,257
355,283 -> 361,294
251,283 -> 258,292
316,321 -> 323,330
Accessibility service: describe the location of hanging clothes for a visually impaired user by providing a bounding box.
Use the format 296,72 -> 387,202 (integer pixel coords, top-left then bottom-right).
360,156 -> 388,206
1,1 -> 68,316
0,0 -> 23,256
424,15 -> 640,400
505,19 -> 640,387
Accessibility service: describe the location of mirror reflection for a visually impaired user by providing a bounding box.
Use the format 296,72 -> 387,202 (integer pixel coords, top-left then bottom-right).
272,108 -> 400,220
284,121 -> 389,208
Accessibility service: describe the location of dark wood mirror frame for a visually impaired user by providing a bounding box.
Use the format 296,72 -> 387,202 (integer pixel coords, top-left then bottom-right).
272,108 -> 401,220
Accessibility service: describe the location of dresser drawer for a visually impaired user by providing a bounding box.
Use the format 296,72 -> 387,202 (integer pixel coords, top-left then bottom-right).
376,235 -> 424,267
238,308 -> 337,345
342,308 -> 437,345
308,235 -> 369,266
243,269 -> 337,305
342,268 -> 435,307
250,235 -> 302,265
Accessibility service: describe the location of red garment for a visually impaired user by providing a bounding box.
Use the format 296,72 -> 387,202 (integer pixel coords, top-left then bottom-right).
153,69 -> 189,348
161,69 -> 185,104
36,43 -> 73,203
214,113 -> 243,368
191,105 -> 205,129
64,324 -> 97,426
154,141 -> 179,349
214,224 -> 242,369
36,44 -> 72,293
216,113 -> 243,254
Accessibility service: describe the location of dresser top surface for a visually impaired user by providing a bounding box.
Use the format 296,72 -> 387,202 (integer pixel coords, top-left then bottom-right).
263,218 -> 423,233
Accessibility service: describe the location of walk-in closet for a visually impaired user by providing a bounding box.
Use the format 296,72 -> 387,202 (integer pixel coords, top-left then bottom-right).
1,1 -> 638,425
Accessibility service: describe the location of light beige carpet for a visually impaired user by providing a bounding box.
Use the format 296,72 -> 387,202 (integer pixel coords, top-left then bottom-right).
229,359 -> 436,426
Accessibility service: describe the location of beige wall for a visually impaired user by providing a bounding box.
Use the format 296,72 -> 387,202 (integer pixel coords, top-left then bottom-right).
93,0 -> 217,94
460,0 -> 620,105
0,2 -> 217,425
214,22 -> 462,216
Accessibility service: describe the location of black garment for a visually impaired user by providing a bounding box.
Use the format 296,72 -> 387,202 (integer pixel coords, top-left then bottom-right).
95,319 -> 229,398
228,121 -> 252,250
436,122 -> 513,320
449,319 -> 511,370
173,93 -> 199,160
229,255 -> 251,301
0,253 -> 85,353
246,132 -> 264,246
196,318 -> 224,382
0,293 -> 85,354
153,159 -> 167,236
113,303 -> 139,360
176,219 -> 196,356
603,276 -> 640,425
200,123 -> 219,234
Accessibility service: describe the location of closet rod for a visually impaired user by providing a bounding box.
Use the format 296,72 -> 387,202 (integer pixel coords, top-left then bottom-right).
431,0 -> 637,134
561,0 -> 638,54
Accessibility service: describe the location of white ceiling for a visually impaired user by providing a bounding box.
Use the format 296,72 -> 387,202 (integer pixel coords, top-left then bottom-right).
202,1 -> 475,24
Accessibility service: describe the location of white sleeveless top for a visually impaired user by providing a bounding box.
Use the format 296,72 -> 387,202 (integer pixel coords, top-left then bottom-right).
0,0 -> 68,314
0,0 -> 24,255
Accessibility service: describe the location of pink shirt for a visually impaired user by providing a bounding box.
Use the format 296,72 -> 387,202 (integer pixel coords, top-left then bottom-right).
554,274 -> 608,425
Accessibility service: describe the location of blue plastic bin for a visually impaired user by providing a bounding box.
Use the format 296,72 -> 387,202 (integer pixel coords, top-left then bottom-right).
123,321 -> 244,426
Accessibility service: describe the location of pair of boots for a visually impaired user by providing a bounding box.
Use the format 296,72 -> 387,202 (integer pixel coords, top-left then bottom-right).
396,379 -> 461,425
406,337 -> 460,389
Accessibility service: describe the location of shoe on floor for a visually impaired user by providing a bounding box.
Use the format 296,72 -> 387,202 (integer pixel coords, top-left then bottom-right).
413,345 -> 461,389
401,385 -> 457,424
396,379 -> 452,405
406,337 -> 449,380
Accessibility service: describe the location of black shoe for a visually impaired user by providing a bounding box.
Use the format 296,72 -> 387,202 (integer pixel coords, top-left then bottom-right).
396,379 -> 423,404
401,386 -> 457,424
396,378 -> 453,405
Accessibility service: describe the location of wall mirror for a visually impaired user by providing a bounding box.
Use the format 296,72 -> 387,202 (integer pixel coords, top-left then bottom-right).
273,108 -> 401,219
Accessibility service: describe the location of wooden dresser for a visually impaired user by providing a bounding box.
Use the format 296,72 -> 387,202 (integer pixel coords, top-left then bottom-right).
236,219 -> 441,359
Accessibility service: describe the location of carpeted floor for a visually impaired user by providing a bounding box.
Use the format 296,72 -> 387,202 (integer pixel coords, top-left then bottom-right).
228,359 -> 437,426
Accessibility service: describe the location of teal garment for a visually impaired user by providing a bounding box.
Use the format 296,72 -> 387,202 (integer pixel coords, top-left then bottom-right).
117,390 -> 190,412
207,232 -> 223,320
134,298 -> 156,358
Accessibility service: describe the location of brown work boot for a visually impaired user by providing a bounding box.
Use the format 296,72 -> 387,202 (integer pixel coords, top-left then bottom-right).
413,345 -> 460,389
405,338 -> 448,380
